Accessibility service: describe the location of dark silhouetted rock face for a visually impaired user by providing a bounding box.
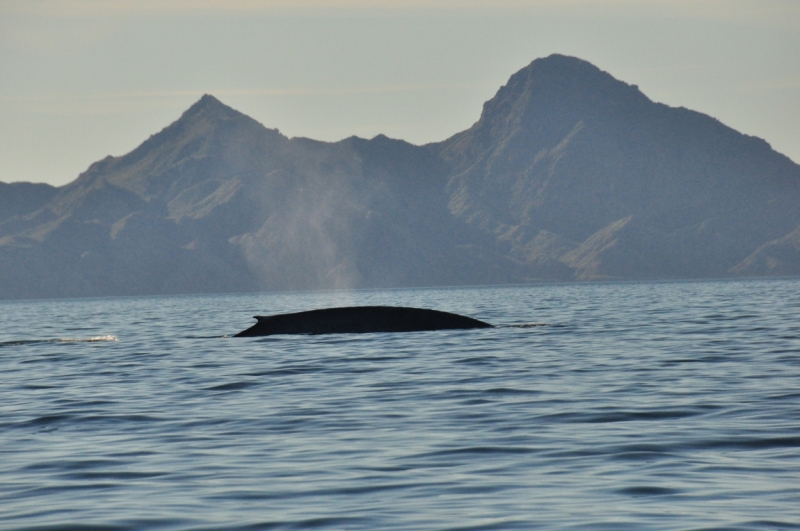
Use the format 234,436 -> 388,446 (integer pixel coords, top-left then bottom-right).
2,58 -> 800,299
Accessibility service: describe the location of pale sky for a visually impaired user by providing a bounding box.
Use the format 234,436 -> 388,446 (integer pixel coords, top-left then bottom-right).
1,0 -> 798,186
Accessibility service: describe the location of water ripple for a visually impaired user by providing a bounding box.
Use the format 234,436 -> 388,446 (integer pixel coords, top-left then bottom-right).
0,280 -> 799,529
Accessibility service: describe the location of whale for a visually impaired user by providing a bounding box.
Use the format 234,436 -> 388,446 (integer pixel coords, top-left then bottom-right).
234,306 -> 494,337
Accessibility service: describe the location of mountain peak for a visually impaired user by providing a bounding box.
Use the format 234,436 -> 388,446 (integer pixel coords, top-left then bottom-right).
527,53 -> 602,70
64,93 -> 285,199
489,54 -> 647,116
180,94 -> 241,121
445,54 -> 650,158
194,93 -> 225,110
198,93 -> 222,104
509,54 -> 622,88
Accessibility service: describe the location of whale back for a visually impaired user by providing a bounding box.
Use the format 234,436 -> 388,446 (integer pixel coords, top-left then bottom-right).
234,306 -> 493,337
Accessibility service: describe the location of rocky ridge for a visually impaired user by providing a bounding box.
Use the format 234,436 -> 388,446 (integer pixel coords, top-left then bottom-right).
2,55 -> 799,299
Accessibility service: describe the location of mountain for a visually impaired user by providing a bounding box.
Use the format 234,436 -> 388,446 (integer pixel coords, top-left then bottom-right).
434,55 -> 800,280
0,96 -> 522,299
2,55 -> 799,299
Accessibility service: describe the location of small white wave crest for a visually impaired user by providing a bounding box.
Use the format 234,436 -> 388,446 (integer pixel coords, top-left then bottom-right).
54,335 -> 119,343
0,335 -> 119,348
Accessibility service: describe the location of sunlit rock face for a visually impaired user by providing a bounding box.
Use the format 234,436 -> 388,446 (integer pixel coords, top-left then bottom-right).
2,56 -> 800,299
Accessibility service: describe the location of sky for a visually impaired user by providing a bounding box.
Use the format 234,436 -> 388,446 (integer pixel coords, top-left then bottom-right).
1,0 -> 798,186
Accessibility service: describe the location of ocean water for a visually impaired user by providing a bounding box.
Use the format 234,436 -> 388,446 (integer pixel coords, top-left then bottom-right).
1,279 -> 799,530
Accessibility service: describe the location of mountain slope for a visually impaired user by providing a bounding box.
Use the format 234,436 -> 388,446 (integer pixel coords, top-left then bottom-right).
0,182 -> 57,225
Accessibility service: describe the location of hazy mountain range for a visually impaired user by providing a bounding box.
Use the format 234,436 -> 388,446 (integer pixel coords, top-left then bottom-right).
2,54 -> 799,300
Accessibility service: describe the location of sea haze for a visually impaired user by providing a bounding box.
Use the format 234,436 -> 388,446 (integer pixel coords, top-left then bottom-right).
1,279 -> 799,530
